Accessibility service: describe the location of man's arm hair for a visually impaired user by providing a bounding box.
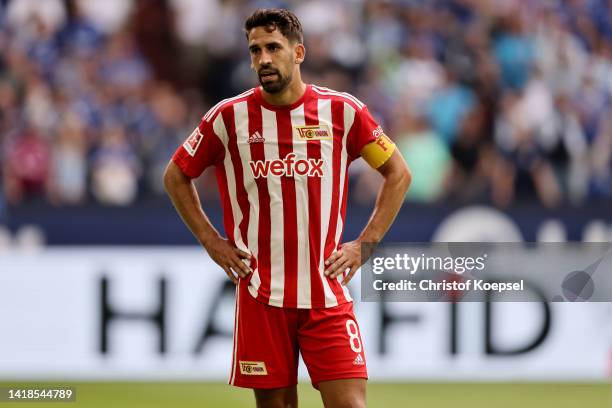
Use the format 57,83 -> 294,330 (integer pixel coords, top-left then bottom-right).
357,149 -> 411,244
164,161 -> 251,283
163,161 -> 221,247
324,148 -> 411,282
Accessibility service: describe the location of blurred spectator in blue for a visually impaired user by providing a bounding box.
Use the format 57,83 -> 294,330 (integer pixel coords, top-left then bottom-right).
363,0 -> 406,61
50,112 -> 88,205
101,29 -> 152,92
493,11 -> 535,91
91,124 -> 140,206
22,15 -> 60,79
426,70 -> 476,144
56,0 -> 102,57
588,112 -> 612,198
145,82 -> 190,195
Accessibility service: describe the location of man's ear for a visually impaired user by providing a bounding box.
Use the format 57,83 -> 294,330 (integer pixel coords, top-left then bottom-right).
294,43 -> 305,64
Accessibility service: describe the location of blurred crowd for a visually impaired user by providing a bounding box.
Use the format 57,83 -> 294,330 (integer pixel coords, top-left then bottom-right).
0,0 -> 611,210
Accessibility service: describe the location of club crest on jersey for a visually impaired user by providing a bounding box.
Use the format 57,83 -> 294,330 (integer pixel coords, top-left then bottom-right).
294,125 -> 332,141
183,127 -> 204,157
239,361 -> 268,375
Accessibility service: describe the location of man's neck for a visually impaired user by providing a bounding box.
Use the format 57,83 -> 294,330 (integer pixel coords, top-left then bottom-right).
260,80 -> 307,106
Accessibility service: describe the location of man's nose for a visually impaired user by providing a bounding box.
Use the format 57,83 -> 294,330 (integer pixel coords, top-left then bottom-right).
259,50 -> 272,65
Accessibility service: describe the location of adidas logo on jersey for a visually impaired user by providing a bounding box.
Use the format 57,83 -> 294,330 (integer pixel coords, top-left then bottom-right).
248,131 -> 265,144
249,153 -> 324,178
353,354 -> 365,366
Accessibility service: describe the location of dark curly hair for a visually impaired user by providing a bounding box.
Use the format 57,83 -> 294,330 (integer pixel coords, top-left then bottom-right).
244,8 -> 303,44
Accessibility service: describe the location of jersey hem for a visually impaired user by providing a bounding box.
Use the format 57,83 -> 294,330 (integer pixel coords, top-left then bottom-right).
247,283 -> 353,309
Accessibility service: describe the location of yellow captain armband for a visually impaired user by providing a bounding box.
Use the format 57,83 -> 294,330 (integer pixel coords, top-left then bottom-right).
361,133 -> 396,169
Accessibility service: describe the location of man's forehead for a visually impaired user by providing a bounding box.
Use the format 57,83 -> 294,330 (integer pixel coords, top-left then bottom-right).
248,26 -> 288,46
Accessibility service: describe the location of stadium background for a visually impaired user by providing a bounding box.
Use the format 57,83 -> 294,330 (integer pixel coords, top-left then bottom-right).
1,0 -> 612,407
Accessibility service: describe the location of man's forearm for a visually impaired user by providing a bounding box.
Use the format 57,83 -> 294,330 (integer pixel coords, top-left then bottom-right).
163,162 -> 220,247
357,153 -> 411,244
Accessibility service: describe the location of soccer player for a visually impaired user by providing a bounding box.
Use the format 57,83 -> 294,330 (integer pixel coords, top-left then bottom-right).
164,8 -> 411,408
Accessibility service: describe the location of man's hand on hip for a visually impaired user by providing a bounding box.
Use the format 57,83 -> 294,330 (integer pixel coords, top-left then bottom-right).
324,241 -> 364,286
204,236 -> 252,284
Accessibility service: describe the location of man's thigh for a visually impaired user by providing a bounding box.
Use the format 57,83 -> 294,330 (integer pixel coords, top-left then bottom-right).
298,301 -> 368,387
230,281 -> 300,389
253,385 -> 298,408
318,378 -> 366,408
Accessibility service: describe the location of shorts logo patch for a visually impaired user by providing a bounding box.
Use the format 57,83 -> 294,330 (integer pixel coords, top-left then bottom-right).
294,125 -> 332,141
239,361 -> 268,375
353,354 -> 365,366
183,127 -> 204,157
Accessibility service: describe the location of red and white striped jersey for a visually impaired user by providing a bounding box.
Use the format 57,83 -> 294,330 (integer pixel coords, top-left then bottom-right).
173,84 -> 383,308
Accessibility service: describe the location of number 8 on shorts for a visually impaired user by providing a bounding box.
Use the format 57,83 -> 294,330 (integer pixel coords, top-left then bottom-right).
346,319 -> 362,353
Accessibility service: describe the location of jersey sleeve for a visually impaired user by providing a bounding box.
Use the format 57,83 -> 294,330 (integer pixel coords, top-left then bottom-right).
347,105 -> 395,167
347,105 -> 379,159
172,115 -> 225,178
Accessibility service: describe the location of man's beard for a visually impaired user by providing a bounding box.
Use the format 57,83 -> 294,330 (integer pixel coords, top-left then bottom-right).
258,69 -> 292,94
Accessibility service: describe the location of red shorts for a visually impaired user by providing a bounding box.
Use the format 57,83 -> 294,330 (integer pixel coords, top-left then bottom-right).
229,280 -> 368,389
